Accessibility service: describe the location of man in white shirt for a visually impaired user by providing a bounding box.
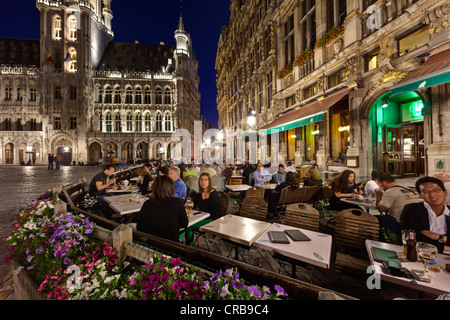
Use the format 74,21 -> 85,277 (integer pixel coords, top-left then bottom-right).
401,176 -> 450,253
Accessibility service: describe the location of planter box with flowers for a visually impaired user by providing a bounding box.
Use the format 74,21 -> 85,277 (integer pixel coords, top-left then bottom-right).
277,48 -> 315,80
4,195 -> 289,300
314,25 -> 345,49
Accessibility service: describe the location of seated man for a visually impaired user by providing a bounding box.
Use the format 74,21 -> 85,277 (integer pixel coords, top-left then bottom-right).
401,176 -> 450,253
169,165 -> 187,200
253,163 -> 272,185
375,173 -> 422,243
272,164 -> 286,184
434,173 -> 450,206
285,161 -> 297,173
89,164 -> 116,202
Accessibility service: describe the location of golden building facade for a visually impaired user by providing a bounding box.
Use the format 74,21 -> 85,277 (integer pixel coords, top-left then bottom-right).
216,0 -> 450,178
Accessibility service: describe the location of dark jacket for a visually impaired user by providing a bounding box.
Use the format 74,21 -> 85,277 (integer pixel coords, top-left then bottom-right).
137,174 -> 151,195
191,189 -> 222,220
133,197 -> 188,242
400,202 -> 450,253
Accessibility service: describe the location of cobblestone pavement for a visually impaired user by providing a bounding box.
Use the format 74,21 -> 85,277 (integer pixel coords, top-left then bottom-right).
0,164 -> 102,300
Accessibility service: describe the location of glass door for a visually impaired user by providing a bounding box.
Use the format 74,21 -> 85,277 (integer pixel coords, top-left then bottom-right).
402,124 -> 423,177
383,125 -> 402,177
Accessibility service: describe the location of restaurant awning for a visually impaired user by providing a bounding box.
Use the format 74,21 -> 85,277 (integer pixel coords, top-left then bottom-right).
390,48 -> 450,96
260,87 -> 352,135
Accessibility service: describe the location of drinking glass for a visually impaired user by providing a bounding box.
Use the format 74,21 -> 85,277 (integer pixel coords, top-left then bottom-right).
416,242 -> 438,271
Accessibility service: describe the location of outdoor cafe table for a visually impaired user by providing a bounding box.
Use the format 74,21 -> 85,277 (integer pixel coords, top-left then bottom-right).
341,197 -> 376,209
365,239 -> 450,297
253,223 -> 333,270
106,186 -> 140,194
105,193 -> 148,215
199,214 -> 272,259
226,184 -> 252,192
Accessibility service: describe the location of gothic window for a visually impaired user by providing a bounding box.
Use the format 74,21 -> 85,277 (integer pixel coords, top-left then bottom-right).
70,86 -> 77,100
53,15 -> 62,40
54,116 -> 61,130
68,16 -> 77,41
164,88 -> 171,104
54,48 -> 62,72
266,72 -> 272,109
144,113 -> 151,131
126,112 -> 133,131
104,85 -> 112,103
4,87 -> 12,101
300,1 -> 316,51
155,112 -> 162,131
70,117 -> 77,130
135,87 -> 142,104
114,113 -> 121,132
164,113 -> 172,132
114,86 -> 121,103
144,87 -> 151,104
105,112 -> 112,132
54,86 -> 62,100
30,87 -> 37,102
125,86 -> 133,104
155,87 -> 162,104
135,112 -> 142,132
98,87 -> 103,103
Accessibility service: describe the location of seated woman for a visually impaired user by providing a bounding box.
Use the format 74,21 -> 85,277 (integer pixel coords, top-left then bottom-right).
136,166 -> 152,195
268,172 -> 298,213
181,172 -> 221,246
303,165 -> 323,186
133,175 -> 188,242
329,169 -> 363,211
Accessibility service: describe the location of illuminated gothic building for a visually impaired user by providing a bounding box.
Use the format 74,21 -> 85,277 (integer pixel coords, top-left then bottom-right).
216,0 -> 450,178
0,0 -> 200,165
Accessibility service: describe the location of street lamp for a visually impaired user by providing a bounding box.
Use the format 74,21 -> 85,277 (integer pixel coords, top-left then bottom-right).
247,109 -> 256,128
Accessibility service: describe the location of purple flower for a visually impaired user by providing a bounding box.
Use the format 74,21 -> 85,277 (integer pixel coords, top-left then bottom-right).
63,257 -> 70,265
224,268 -> 233,278
275,285 -> 287,297
84,228 -> 93,235
220,284 -> 230,298
36,247 -> 44,254
232,282 -> 245,290
247,285 -> 262,298
211,272 -> 221,283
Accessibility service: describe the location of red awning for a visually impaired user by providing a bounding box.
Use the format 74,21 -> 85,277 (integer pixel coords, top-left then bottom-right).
261,87 -> 352,130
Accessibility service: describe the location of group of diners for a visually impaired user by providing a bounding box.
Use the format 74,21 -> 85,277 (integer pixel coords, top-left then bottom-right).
87,161 -> 450,254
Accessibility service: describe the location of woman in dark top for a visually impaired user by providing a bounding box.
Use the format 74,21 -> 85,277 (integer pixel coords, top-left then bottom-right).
182,172 -> 221,246
133,175 -> 188,242
329,169 -> 363,211
303,165 -> 323,186
136,166 -> 152,195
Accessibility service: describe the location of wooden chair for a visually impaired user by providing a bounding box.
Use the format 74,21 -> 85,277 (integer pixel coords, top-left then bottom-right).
284,203 -> 319,232
228,177 -> 243,185
239,196 -> 268,221
218,191 -> 230,216
298,185 -> 322,204
334,208 -> 379,276
244,186 -> 264,199
62,181 -> 89,209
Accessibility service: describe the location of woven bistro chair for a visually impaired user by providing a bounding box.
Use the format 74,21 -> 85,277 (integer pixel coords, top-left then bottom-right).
334,208 -> 379,276
244,186 -> 265,200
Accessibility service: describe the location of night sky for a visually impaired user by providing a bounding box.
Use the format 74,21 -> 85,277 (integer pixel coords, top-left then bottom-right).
0,0 -> 231,127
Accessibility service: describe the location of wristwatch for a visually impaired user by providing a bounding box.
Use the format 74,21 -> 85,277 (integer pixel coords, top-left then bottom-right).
438,235 -> 444,243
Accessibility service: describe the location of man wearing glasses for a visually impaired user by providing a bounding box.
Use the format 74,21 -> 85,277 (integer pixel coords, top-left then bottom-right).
400,176 -> 450,253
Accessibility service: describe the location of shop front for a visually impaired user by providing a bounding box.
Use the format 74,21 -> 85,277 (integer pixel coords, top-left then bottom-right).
368,91 -> 426,178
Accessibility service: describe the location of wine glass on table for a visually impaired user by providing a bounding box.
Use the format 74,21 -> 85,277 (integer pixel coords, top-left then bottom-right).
416,242 -> 438,272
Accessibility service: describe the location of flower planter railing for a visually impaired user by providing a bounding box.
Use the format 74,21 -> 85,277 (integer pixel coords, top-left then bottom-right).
6,180 -> 357,300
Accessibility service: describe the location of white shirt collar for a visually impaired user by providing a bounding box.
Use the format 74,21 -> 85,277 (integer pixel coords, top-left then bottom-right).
423,201 -> 450,216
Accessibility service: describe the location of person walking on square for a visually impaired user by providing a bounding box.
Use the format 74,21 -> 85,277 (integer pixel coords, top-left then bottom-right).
54,153 -> 61,170
48,153 -> 54,170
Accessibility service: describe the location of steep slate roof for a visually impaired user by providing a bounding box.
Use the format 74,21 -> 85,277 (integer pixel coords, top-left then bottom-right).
97,42 -> 176,73
0,39 -> 40,66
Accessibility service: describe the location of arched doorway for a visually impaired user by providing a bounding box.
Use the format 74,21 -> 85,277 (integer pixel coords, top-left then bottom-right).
121,142 -> 133,164
136,142 -> 148,163
5,143 -> 14,164
106,142 -> 118,164
89,142 -> 102,163
57,146 -> 73,166
368,91 -> 426,178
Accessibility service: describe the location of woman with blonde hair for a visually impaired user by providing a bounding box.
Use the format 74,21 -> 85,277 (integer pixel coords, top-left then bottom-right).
304,164 -> 323,186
